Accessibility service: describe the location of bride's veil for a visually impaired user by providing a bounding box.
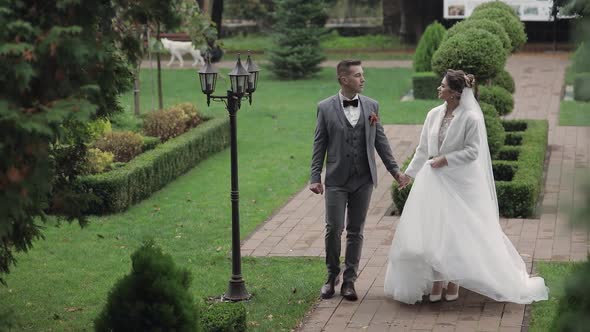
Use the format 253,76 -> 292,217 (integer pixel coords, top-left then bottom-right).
459,87 -> 499,219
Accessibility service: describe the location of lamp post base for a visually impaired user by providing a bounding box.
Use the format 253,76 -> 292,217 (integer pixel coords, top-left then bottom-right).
223,276 -> 251,302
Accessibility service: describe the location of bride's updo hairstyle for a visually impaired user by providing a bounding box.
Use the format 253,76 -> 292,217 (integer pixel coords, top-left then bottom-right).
445,69 -> 476,99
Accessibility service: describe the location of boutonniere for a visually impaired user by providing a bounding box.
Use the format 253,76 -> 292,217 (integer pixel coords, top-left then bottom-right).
369,112 -> 379,126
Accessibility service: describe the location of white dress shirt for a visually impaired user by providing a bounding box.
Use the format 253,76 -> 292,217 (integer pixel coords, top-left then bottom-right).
339,91 -> 360,127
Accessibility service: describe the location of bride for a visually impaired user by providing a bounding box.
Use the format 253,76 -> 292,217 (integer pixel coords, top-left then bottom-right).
384,69 -> 548,304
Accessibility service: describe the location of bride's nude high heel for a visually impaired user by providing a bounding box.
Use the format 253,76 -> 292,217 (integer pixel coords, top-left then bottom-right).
429,281 -> 443,302
445,282 -> 459,301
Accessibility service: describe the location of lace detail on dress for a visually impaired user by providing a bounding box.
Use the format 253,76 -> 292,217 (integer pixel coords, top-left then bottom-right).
438,116 -> 453,148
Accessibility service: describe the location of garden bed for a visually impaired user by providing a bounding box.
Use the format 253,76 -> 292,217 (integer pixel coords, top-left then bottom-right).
80,116 -> 230,214
391,119 -> 548,218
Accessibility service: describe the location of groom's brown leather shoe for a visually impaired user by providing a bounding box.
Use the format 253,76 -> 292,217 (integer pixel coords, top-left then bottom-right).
320,276 -> 340,299
341,281 -> 358,301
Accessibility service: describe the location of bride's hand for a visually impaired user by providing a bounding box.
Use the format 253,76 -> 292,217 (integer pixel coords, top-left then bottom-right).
430,156 -> 448,168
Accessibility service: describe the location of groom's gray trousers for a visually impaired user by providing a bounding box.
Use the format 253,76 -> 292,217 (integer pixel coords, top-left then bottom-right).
325,173 -> 373,283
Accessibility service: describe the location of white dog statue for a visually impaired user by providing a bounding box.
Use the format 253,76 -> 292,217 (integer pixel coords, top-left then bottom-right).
160,38 -> 205,67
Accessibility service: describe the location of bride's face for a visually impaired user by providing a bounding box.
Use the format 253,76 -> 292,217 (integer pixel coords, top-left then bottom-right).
437,77 -> 457,102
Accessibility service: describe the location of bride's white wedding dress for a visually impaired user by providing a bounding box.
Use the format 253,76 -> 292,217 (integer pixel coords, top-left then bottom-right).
384,88 -> 548,304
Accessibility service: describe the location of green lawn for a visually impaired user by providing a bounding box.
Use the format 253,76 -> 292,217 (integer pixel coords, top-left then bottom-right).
0,67 -> 434,331
529,261 -> 581,332
559,101 -> 590,126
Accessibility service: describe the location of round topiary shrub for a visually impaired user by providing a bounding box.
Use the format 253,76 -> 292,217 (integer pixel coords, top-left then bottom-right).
479,102 -> 506,159
478,85 -> 514,116
445,19 -> 511,54
413,21 -> 446,72
95,240 -> 200,332
491,69 -> 516,93
431,29 -> 506,81
469,7 -> 527,52
472,0 -> 519,18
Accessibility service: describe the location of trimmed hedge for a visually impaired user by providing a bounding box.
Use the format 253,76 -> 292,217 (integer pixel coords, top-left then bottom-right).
480,102 -> 506,159
201,302 -> 246,332
574,73 -> 590,102
391,119 -> 548,218
479,85 -> 514,116
413,21 -> 446,72
445,19 -> 511,54
469,7 -> 527,52
494,120 -> 548,217
80,117 -> 230,214
431,29 -> 506,81
573,42 -> 590,73
491,69 -> 516,94
412,72 -> 440,100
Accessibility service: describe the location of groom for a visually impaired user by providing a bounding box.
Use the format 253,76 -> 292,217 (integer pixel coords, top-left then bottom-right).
310,59 -> 408,301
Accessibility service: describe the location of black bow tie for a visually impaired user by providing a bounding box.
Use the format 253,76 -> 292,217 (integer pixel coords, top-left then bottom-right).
342,99 -> 358,108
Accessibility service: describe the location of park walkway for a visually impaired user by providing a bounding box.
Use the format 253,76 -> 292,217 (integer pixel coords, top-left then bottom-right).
241,53 -> 589,331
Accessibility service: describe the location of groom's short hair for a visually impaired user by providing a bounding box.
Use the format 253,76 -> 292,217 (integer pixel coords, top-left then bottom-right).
337,59 -> 362,80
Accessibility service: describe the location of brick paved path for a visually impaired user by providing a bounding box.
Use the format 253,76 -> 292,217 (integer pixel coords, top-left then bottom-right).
241,53 -> 589,331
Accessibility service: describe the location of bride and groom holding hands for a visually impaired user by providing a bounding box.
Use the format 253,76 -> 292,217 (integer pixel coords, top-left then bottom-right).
309,59 -> 548,304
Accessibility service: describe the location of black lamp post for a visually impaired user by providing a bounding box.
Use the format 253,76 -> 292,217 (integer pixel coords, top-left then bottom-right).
198,54 -> 259,302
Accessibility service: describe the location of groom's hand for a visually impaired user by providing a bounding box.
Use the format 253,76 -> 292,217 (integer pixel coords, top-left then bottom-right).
310,182 -> 324,195
395,172 -> 410,189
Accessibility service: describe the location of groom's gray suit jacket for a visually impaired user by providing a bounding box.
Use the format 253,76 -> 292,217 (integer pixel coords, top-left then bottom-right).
310,94 -> 400,187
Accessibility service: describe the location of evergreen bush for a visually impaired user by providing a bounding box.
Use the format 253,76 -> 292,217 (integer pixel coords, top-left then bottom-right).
413,21 -> 446,72
480,102 -> 506,159
491,69 -> 516,93
445,19 -> 511,54
412,72 -> 441,100
94,240 -> 200,332
81,148 -> 114,175
469,7 -> 527,52
432,29 -> 506,81
574,73 -> 590,101
479,85 -> 514,116
267,0 -> 328,79
573,42 -> 590,73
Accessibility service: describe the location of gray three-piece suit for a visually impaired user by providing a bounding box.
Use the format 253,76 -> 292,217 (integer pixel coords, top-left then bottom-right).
310,94 -> 400,283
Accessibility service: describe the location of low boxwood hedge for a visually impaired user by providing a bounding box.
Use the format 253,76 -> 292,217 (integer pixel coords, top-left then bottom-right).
412,72 -> 440,100
391,119 -> 548,218
80,117 -> 230,214
574,73 -> 590,102
494,119 -> 548,217
201,302 -> 246,332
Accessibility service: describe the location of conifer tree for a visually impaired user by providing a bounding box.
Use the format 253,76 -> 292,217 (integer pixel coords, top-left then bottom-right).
268,0 -> 328,79
0,0 -> 138,282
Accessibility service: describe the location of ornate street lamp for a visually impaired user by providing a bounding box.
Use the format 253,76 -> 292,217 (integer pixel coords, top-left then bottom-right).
197,53 -> 259,302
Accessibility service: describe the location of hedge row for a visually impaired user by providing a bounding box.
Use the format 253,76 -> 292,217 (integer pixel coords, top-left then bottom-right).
494,119 -> 548,217
391,119 -> 548,218
412,72 -> 440,100
80,117 -> 230,214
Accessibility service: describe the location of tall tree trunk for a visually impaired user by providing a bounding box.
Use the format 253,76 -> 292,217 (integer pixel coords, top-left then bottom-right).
211,0 -> 223,38
399,0 -> 408,43
156,22 -> 163,110
133,65 -> 141,115
382,0 -> 401,35
346,0 -> 355,18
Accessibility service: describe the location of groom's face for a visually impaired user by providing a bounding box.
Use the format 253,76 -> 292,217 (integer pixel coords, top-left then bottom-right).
340,65 -> 365,94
